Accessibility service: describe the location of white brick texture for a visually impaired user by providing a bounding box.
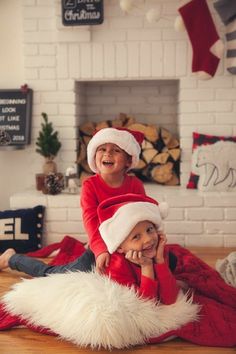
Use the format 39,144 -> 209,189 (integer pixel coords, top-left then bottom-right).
8,0 -> 236,247
10,187 -> 236,247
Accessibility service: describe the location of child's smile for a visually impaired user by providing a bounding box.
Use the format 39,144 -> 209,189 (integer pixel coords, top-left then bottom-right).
118,220 -> 159,259
95,143 -> 131,174
142,242 -> 158,258
102,159 -> 114,167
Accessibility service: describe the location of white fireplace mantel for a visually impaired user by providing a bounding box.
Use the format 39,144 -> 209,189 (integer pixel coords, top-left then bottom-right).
10,186 -> 236,248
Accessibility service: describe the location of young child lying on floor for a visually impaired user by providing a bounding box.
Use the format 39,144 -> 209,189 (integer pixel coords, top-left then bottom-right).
97,193 -> 179,304
0,193 -> 236,348
96,193 -> 236,347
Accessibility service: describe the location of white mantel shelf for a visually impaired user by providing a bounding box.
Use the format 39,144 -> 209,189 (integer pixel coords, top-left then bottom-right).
10,186 -> 236,248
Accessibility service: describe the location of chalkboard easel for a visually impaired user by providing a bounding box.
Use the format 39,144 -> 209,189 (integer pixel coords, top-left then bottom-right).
0,87 -> 33,150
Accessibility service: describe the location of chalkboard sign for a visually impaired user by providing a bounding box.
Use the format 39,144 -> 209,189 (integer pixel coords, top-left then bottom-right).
0,88 -> 33,149
62,0 -> 104,26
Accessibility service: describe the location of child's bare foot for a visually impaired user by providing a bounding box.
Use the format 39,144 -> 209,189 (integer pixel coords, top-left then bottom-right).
0,249 -> 16,270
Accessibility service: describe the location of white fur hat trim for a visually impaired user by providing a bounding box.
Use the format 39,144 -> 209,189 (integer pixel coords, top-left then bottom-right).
87,128 -> 141,173
99,201 -> 167,254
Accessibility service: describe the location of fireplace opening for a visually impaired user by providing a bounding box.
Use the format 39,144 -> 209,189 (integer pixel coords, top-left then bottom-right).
76,79 -> 180,185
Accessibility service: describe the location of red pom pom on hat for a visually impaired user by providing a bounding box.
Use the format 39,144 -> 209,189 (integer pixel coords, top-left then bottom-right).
98,193 -> 168,254
87,127 -> 144,173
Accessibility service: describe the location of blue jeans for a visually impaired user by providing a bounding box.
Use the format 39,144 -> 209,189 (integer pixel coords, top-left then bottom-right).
9,248 -> 95,277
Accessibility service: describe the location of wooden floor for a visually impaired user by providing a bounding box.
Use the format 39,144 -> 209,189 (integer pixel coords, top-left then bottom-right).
0,247 -> 235,354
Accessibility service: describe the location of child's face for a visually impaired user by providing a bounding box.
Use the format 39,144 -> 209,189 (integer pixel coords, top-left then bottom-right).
117,221 -> 159,259
95,143 -> 132,174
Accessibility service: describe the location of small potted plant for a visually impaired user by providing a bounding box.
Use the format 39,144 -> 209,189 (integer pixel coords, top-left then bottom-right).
36,112 -> 61,173
35,112 -> 62,191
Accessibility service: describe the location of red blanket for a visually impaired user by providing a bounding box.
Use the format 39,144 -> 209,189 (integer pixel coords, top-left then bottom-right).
150,244 -> 236,347
0,236 -> 236,347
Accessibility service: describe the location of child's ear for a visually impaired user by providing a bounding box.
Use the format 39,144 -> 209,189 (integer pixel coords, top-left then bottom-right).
125,155 -> 132,168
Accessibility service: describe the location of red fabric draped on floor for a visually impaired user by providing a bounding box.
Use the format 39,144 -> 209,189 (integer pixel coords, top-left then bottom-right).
0,236 -> 236,347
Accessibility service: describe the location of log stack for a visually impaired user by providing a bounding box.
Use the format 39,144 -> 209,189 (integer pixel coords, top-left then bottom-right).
77,113 -> 180,185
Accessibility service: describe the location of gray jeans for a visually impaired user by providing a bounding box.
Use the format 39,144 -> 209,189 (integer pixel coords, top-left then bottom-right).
9,248 -> 95,277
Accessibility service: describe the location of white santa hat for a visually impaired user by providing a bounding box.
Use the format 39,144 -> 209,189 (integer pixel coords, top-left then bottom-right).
87,127 -> 144,173
98,193 -> 168,254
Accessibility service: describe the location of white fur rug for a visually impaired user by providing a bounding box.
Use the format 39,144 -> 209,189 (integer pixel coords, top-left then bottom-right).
2,271 -> 200,349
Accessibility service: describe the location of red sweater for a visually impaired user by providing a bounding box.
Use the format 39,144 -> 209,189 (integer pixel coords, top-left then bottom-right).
80,174 -> 146,258
105,251 -> 179,304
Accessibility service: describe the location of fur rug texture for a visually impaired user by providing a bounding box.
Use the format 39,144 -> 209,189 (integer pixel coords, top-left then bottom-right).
2,271 -> 199,349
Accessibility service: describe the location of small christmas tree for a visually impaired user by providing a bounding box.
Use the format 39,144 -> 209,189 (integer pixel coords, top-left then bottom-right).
36,112 -> 62,174
36,112 -> 61,158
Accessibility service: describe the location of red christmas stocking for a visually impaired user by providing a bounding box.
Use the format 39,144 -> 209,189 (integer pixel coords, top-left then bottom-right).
178,0 -> 224,79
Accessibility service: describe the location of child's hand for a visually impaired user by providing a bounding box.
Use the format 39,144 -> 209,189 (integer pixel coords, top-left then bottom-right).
155,232 -> 167,264
125,250 -> 153,267
96,252 -> 110,273
125,250 -> 155,280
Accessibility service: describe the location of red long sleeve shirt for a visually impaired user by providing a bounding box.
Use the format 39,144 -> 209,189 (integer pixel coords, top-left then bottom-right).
80,174 -> 146,258
105,251 -> 179,304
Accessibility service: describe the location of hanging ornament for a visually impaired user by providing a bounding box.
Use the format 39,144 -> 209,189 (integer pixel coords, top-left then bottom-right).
146,8 -> 161,23
174,15 -> 186,32
119,0 -> 135,13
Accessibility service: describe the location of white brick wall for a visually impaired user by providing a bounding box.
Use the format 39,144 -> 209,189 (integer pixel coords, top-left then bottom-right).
10,190 -> 87,245
10,186 -> 236,247
21,0 -> 236,176
78,80 -> 178,135
10,0 -> 236,247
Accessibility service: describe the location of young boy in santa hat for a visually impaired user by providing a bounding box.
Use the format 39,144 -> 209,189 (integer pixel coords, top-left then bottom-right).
97,193 -> 179,304
0,128 -> 152,276
80,127 -> 146,273
95,193 -> 236,347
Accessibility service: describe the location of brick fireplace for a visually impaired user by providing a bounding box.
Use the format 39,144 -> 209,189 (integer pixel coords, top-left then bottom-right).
75,80 -> 178,135
10,0 -> 236,247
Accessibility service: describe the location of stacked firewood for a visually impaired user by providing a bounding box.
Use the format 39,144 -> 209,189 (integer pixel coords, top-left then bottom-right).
77,113 -> 180,185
